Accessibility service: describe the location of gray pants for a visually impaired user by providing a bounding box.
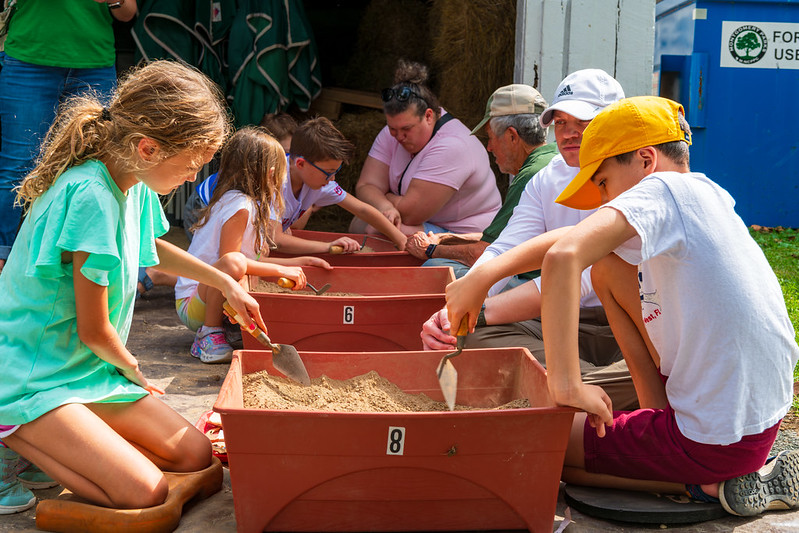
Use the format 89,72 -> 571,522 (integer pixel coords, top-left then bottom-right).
464,306 -> 638,410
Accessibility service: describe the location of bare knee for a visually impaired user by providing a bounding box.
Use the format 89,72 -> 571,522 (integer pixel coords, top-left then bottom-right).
168,427 -> 213,473
113,471 -> 169,509
215,252 -> 247,281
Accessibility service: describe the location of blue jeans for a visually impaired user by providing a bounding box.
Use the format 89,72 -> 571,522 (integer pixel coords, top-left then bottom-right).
0,53 -> 116,260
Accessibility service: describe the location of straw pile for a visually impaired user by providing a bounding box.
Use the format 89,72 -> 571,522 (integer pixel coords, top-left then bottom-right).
305,0 -> 515,233
338,0 -> 433,93
430,0 -> 516,134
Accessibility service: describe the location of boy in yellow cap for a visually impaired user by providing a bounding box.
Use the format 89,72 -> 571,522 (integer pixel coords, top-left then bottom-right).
542,95 -> 799,516
446,95 -> 799,516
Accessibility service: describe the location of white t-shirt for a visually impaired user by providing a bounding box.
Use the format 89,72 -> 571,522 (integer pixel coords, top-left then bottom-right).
368,110 -> 501,233
608,171 -> 799,445
279,177 -> 346,231
175,190 -> 258,299
473,155 -> 599,304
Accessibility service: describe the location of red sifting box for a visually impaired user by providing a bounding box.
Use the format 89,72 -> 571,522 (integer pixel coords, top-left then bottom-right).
244,266 -> 454,351
269,230 -> 423,266
214,348 -> 575,533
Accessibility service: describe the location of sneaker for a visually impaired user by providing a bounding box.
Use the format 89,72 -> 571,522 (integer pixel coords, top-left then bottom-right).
0,448 -> 35,515
16,457 -> 59,490
191,326 -> 233,364
719,450 -> 799,516
223,320 -> 243,349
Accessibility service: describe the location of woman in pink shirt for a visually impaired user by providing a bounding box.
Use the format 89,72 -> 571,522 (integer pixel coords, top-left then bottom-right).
351,60 -> 500,235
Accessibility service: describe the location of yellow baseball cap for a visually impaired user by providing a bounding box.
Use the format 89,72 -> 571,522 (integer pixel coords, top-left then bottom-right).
555,96 -> 692,210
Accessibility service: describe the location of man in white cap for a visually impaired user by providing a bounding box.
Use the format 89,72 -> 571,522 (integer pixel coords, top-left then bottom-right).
422,68 -> 637,409
405,84 -> 558,278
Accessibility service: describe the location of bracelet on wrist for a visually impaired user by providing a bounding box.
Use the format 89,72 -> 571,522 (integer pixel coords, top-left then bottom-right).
425,243 -> 437,259
476,303 -> 487,328
108,0 -> 124,9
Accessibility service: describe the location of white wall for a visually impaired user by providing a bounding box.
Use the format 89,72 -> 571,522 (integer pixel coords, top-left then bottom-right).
515,0 -> 656,102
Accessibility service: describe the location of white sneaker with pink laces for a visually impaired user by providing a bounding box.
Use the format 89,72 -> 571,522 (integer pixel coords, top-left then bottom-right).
191,326 -> 233,364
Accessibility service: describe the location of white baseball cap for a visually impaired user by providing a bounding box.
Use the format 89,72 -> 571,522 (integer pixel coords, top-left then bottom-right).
539,69 -> 625,127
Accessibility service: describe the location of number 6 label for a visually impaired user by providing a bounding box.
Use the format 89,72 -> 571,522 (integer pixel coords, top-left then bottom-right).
386,426 -> 405,455
343,305 -> 355,324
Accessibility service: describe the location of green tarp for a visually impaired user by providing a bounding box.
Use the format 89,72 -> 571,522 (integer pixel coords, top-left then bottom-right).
132,0 -> 321,126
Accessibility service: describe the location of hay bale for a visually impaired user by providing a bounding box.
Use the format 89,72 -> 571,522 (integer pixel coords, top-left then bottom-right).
430,0 -> 516,132
338,0 -> 433,92
306,109 -> 387,232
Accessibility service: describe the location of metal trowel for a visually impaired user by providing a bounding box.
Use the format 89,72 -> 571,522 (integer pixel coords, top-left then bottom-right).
277,277 -> 331,295
436,316 -> 468,411
222,301 -> 310,385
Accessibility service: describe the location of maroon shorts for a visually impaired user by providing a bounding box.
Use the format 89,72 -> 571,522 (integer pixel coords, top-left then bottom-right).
583,404 -> 780,485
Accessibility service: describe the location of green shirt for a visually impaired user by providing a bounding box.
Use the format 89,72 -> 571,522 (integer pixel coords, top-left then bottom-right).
5,0 -> 115,68
481,143 -> 558,243
480,143 -> 558,281
0,161 -> 169,425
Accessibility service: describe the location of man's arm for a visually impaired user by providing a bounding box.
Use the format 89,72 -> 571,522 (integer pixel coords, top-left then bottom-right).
406,231 -> 488,265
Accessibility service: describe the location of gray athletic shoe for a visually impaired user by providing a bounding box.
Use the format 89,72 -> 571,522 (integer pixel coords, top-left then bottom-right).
719,450 -> 799,516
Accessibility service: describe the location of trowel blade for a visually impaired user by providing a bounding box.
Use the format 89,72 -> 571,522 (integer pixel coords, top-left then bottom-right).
437,359 -> 458,411
272,344 -> 311,386
314,283 -> 332,295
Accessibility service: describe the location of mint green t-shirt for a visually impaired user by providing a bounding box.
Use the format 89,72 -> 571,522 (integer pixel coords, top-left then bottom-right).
0,160 -> 169,425
5,0 -> 115,68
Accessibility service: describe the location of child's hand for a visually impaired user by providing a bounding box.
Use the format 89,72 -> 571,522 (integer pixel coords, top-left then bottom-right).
574,384 -> 614,438
119,364 -> 165,396
279,267 -> 307,290
393,233 -> 408,252
299,256 -> 333,270
329,237 -> 360,253
445,273 -> 491,337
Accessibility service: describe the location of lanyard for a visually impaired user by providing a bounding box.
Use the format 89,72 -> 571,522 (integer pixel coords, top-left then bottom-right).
394,113 -> 455,195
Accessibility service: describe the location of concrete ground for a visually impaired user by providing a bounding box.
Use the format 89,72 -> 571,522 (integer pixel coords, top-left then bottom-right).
3,231 -> 799,532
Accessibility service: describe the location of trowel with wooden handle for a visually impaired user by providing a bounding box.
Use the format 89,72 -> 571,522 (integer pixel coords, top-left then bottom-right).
222,301 -> 310,385
277,277 -> 331,295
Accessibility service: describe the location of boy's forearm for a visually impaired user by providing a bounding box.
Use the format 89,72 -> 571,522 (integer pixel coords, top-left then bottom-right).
540,250 -> 586,406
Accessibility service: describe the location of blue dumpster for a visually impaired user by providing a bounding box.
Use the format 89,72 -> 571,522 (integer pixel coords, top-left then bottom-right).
655,0 -> 799,227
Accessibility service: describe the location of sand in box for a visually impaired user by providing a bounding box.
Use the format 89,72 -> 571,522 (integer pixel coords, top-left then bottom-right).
243,370 -> 530,412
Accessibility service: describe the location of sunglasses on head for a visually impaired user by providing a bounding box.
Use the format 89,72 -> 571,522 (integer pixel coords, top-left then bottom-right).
381,86 -> 427,106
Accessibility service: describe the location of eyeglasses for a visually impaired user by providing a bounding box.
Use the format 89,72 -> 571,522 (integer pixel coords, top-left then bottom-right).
300,158 -> 342,181
381,86 -> 427,107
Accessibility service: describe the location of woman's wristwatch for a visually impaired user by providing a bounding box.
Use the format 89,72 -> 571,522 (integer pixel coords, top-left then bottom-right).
425,243 -> 437,259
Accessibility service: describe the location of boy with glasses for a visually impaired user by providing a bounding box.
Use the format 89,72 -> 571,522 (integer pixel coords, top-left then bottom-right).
272,117 -> 407,254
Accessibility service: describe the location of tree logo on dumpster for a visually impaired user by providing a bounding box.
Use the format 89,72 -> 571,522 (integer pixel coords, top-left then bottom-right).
729,25 -> 768,64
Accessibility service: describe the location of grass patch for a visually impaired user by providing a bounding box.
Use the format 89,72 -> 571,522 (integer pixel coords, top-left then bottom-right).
749,226 -> 799,386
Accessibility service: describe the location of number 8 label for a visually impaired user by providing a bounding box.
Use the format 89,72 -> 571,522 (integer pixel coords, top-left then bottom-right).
386,426 -> 405,455
343,305 -> 354,324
